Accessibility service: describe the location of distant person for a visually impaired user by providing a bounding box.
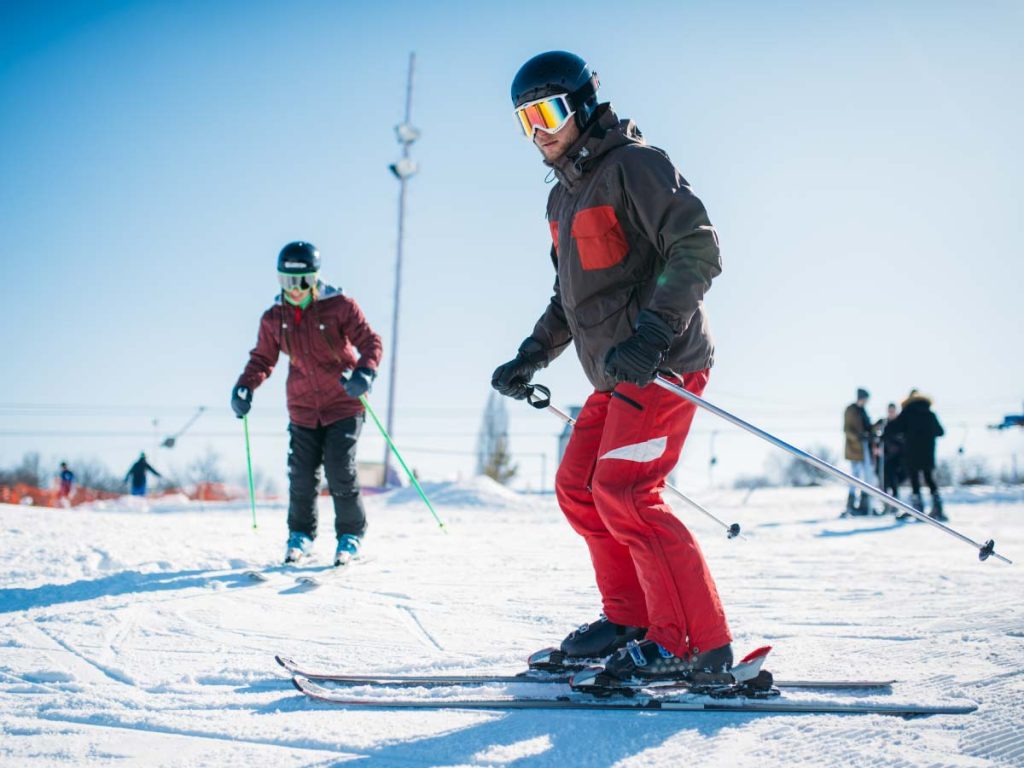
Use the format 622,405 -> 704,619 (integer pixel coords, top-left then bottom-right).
231,242 -> 382,566
843,388 -> 876,516
890,389 -> 946,521
125,452 -> 161,496
877,403 -> 905,514
57,462 -> 75,507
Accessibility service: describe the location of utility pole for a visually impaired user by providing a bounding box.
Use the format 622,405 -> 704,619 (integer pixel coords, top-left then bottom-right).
709,430 -> 718,488
384,52 -> 420,487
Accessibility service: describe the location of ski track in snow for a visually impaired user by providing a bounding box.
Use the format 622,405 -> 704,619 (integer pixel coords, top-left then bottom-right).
0,483 -> 1022,766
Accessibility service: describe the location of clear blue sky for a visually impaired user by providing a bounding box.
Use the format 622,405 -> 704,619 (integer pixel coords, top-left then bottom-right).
2,0 -> 1022,494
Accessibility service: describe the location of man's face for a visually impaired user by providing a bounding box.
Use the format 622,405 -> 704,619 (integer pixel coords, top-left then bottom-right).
888,405 -> 897,419
533,119 -> 580,162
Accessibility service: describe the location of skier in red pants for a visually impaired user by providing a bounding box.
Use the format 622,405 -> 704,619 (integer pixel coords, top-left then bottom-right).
492,51 -> 732,685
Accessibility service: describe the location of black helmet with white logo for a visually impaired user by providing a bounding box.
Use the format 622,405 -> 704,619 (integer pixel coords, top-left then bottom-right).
277,241 -> 320,274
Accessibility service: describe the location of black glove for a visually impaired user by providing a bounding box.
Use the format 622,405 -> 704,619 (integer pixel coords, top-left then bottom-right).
342,367 -> 376,398
604,309 -> 675,386
231,385 -> 252,418
491,338 -> 547,400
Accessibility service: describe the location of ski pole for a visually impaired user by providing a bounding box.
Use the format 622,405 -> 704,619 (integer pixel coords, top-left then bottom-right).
652,375 -> 1011,564
359,394 -> 447,533
525,384 -> 741,539
242,414 -> 258,529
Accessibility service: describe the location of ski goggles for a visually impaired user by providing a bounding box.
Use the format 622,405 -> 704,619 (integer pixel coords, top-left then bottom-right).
278,272 -> 317,290
514,94 -> 574,138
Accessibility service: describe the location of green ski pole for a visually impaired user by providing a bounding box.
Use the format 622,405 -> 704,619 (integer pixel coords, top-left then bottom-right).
359,394 -> 446,532
242,414 -> 258,529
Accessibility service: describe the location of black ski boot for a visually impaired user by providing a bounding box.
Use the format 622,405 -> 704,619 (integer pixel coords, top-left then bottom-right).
854,494 -> 873,516
929,493 -> 948,522
842,492 -> 857,518
569,639 -> 764,695
603,639 -> 733,682
528,616 -> 646,672
884,490 -> 900,516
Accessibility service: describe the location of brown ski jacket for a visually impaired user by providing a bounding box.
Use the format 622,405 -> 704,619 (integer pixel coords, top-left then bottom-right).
844,403 -> 873,461
528,105 -> 722,392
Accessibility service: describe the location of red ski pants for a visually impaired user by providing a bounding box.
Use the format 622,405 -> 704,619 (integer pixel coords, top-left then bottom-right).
554,370 -> 731,658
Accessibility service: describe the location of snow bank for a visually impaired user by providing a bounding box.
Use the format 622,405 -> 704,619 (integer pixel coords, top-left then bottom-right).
380,475 -> 532,510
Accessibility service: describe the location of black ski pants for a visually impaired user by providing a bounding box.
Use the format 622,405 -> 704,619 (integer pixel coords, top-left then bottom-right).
883,456 -> 903,498
907,465 -> 938,498
287,416 -> 367,541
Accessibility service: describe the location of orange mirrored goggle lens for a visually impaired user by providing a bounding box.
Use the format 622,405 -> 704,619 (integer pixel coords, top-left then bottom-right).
515,95 -> 573,137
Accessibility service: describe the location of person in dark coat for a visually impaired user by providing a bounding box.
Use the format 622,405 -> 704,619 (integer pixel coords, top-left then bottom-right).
57,462 -> 75,507
876,403 -> 905,513
889,389 -> 946,520
125,453 -> 161,496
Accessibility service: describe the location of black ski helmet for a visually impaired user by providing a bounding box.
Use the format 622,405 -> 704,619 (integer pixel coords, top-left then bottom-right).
510,51 -> 600,130
277,241 -> 320,274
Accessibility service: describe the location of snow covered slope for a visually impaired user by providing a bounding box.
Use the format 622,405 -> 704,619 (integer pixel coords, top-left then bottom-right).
1,484 -> 1022,766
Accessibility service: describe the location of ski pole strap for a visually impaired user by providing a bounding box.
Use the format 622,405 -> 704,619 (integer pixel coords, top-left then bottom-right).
526,384 -> 551,409
242,414 -> 258,530
359,394 -> 447,533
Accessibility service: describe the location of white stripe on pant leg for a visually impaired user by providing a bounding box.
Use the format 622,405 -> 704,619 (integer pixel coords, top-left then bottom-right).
599,436 -> 667,463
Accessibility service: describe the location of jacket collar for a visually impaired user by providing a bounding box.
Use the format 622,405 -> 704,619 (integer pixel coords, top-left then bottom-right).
273,279 -> 343,306
545,104 -> 644,191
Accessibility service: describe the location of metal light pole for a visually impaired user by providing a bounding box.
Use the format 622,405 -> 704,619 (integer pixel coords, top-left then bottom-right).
708,430 -> 718,488
384,52 -> 420,486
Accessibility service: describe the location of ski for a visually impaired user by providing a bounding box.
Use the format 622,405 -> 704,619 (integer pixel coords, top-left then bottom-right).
274,655 -> 895,690
291,676 -> 975,716
294,555 -> 374,587
244,556 -> 374,587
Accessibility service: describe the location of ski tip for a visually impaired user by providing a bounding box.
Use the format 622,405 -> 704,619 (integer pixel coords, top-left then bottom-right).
526,647 -> 560,667
291,675 -> 306,692
738,645 -> 772,665
275,655 -> 292,670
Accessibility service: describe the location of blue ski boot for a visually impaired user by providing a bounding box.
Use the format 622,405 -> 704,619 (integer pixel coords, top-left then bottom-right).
334,534 -> 361,566
284,531 -> 314,564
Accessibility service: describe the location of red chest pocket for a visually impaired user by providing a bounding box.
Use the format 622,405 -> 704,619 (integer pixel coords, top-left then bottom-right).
571,206 -> 629,270
549,220 -> 559,254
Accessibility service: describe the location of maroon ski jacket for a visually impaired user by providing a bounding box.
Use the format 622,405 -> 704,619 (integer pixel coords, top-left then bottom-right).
236,283 -> 383,428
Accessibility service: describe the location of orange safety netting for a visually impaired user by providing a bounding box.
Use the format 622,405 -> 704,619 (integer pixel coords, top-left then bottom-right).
0,482 -> 256,508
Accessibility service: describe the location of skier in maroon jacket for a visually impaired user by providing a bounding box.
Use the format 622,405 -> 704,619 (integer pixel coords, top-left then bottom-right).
232,242 -> 383,566
493,52 -> 732,687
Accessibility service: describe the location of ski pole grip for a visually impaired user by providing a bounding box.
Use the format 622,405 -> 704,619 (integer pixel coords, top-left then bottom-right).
526,384 -> 551,410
